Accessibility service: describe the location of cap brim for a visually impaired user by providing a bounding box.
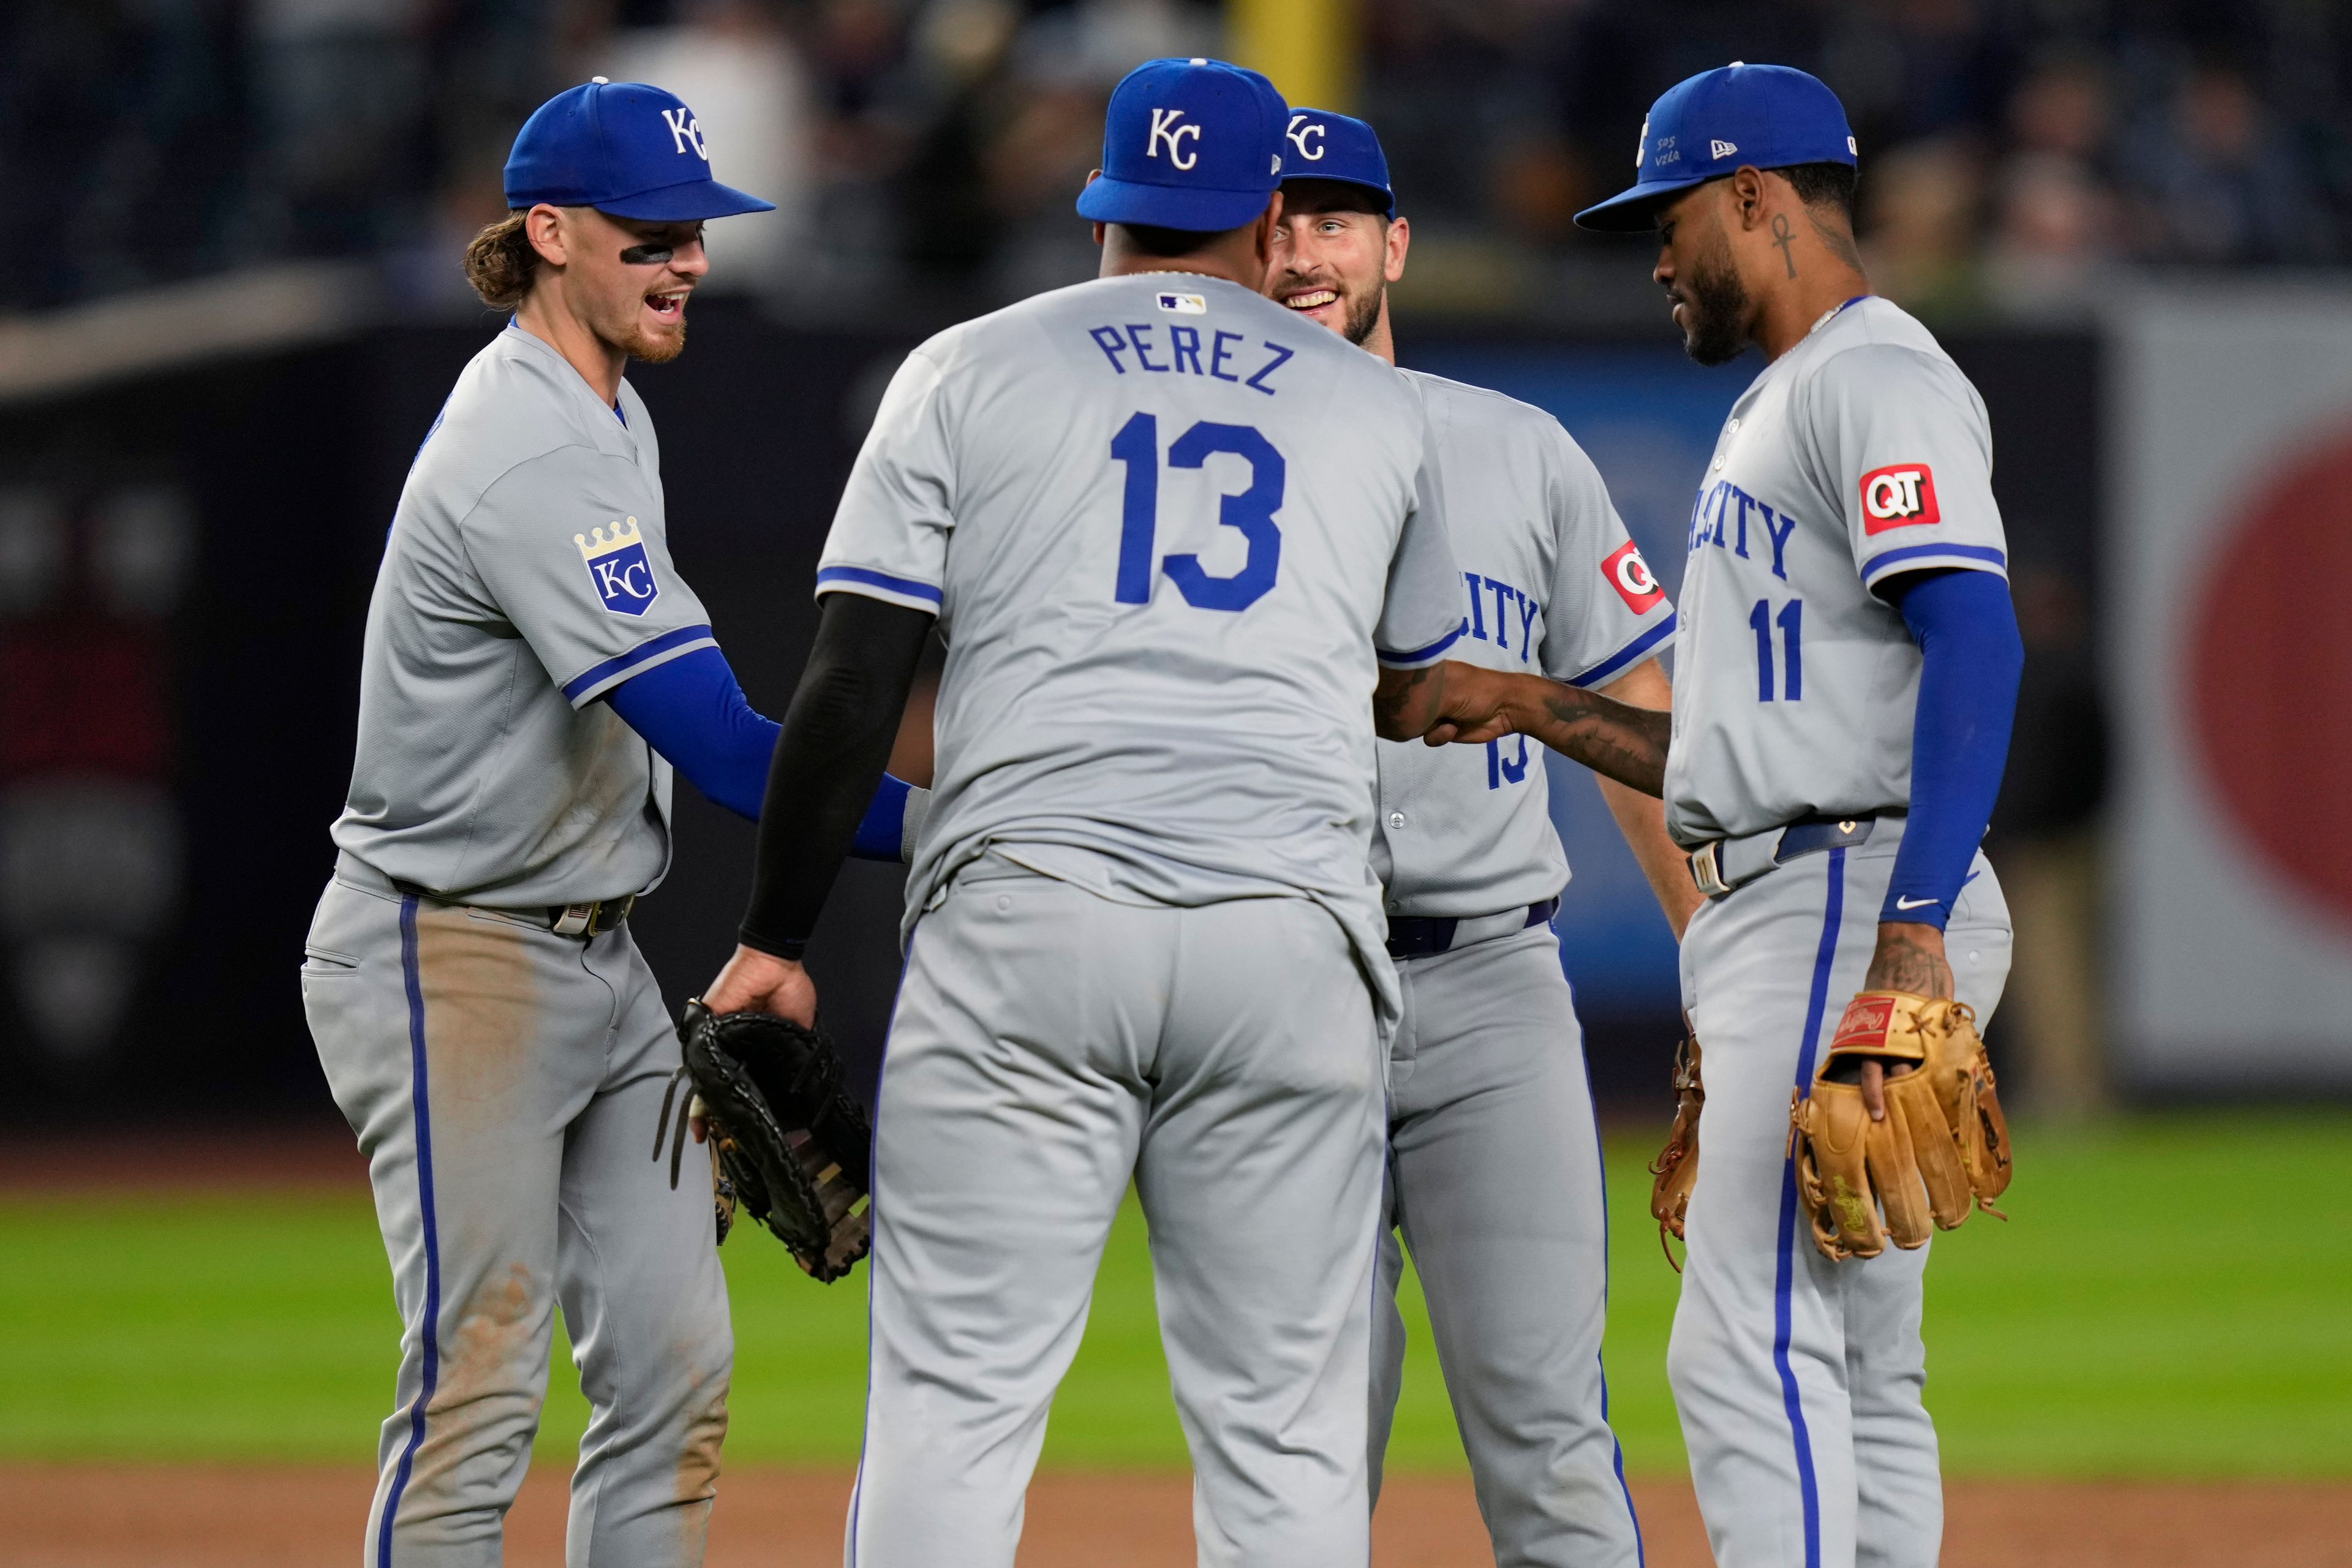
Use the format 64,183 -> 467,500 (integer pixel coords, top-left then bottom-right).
1279,173 -> 1395,219
1076,175 -> 1274,233
1574,174 -> 1712,233
596,179 -> 777,221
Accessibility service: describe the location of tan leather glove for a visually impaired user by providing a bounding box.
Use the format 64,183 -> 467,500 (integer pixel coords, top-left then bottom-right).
1791,990 -> 2013,1262
1649,1029 -> 1703,1270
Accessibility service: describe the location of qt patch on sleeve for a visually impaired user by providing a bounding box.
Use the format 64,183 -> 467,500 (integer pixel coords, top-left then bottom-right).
1601,539 -> 1666,612
1859,463 -> 1941,533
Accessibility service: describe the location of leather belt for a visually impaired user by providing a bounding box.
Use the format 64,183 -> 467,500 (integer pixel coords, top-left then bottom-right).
388,878 -> 634,939
1686,815 -> 1877,901
546,896 -> 634,938
1386,897 -> 1559,960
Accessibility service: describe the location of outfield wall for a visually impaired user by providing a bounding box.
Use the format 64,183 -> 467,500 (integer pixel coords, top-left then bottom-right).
0,309 -> 2098,1117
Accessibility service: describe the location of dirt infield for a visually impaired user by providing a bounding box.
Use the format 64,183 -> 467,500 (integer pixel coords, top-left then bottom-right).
4,1464 -> 2347,1566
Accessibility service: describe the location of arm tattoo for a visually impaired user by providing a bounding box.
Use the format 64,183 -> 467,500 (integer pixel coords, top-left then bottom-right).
1373,663 -> 1439,740
1529,684 -> 1670,796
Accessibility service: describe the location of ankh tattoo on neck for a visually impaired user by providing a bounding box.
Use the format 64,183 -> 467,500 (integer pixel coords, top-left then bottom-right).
1770,212 -> 1796,278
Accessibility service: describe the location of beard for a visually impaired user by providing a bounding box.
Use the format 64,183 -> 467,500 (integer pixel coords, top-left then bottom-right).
1341,282 -> 1384,346
624,318 -> 687,364
1675,228 -> 1752,367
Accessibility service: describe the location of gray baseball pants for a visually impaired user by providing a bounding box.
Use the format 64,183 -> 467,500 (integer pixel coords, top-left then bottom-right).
1369,921 -> 1645,1567
302,866 -> 733,1568
1672,821 -> 2011,1568
846,861 -> 1388,1568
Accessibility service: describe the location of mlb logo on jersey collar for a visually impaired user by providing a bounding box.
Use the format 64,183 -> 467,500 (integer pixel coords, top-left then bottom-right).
577,517 -> 661,616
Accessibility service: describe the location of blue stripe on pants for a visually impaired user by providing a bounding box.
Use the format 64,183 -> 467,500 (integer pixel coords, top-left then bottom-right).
1771,846 -> 1845,1568
378,895 -> 443,1568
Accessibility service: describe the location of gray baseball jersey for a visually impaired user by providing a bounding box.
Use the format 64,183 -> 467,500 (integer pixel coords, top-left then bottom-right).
818,271 -> 1464,1014
1665,296 -> 2008,848
1374,371 -> 1677,918
331,323 -> 717,906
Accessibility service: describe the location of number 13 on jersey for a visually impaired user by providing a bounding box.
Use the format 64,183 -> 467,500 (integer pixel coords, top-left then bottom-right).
1109,413 -> 1285,612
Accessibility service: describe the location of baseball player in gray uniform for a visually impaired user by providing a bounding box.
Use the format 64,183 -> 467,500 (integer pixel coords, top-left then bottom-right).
693,59 -> 1670,1568
303,83 -> 914,1568
1569,66 -> 2026,1568
1266,111 -> 1698,1567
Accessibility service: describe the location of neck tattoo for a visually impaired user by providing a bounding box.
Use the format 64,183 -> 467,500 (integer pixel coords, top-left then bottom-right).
1770,213 -> 1797,279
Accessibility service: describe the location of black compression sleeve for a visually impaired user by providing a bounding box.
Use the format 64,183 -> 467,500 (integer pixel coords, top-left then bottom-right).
737,593 -> 935,959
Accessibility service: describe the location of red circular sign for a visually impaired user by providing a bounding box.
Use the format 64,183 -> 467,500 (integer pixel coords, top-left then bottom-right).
2188,423 -> 2352,918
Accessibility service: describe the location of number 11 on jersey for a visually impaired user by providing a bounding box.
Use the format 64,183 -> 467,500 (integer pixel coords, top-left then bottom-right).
1750,597 -> 1803,701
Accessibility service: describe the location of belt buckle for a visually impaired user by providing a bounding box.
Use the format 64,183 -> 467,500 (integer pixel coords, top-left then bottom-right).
1688,842 -> 1731,900
553,902 -> 595,937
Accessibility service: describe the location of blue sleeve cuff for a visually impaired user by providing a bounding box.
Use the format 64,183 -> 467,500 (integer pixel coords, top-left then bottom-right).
1566,611 -> 1677,688
561,624 -> 720,706
816,565 -> 944,612
1376,620 -> 1467,669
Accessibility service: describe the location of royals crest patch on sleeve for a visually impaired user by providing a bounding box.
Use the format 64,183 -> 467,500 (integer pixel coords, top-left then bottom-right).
577,517 -> 660,616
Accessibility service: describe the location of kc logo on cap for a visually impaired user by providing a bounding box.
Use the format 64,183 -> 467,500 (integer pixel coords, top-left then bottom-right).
1147,108 -> 1202,170
505,78 -> 774,222
1276,107 -> 1396,219
1077,58 -> 1289,233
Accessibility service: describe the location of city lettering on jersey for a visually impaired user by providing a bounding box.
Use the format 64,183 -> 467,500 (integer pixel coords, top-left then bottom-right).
1688,476 -> 1800,582
1461,571 -> 1540,663
1086,324 -> 1295,396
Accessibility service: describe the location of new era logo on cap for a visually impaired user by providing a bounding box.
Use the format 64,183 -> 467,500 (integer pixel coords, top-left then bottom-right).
1578,62 -> 1857,231
1077,58 -> 1288,233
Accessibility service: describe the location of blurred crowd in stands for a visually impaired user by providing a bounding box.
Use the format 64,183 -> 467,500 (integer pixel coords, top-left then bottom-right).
7,0 -> 2352,322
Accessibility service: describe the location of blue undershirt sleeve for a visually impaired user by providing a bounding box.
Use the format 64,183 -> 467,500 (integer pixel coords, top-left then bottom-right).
1879,568 -> 2024,929
605,644 -> 914,856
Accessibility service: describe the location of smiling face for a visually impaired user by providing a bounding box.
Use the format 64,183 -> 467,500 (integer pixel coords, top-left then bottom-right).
1266,179 -> 1406,349
526,205 -> 709,364
1651,181 -> 1755,366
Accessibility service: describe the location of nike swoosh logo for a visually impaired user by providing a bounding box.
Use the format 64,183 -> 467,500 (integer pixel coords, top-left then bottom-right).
1894,895 -> 1940,911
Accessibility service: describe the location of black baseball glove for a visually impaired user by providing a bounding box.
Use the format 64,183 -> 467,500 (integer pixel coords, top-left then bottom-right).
654,999 -> 873,1283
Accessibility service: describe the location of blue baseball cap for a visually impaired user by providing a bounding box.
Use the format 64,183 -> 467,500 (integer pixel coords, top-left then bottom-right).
504,79 -> 775,221
1278,108 -> 1395,219
1077,58 -> 1288,233
1575,63 -> 1856,232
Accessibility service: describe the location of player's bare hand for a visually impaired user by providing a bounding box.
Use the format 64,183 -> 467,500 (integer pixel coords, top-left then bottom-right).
1851,921 -> 1952,1120
1421,663 -> 1525,745
1863,921 -> 1954,1000
703,944 -> 818,1028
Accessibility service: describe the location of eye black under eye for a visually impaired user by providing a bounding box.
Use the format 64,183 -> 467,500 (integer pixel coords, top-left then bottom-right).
619,244 -> 674,265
